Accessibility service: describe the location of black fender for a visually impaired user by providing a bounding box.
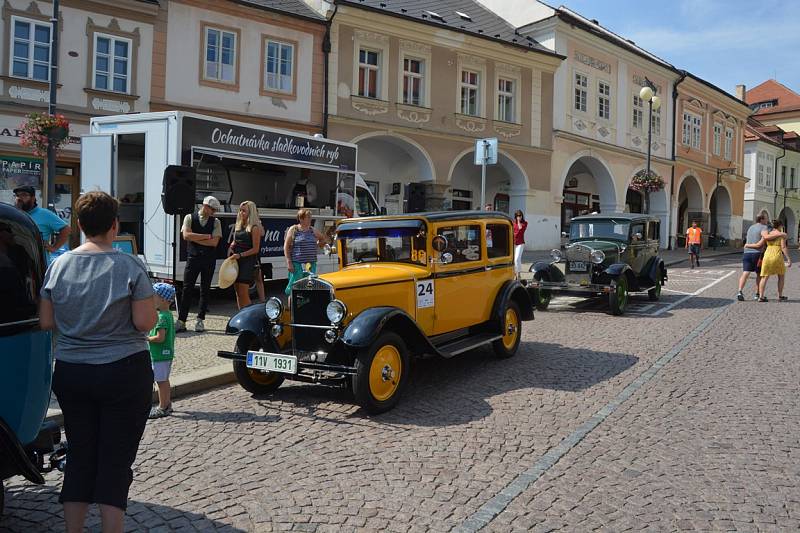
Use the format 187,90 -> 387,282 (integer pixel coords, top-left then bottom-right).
225,302 -> 269,341
341,307 -> 437,357
530,261 -> 564,282
0,416 -> 44,485
604,263 -> 633,278
492,280 -> 534,329
642,256 -> 667,285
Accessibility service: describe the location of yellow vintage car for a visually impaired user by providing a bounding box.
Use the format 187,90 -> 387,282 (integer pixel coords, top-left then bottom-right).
218,211 -> 533,413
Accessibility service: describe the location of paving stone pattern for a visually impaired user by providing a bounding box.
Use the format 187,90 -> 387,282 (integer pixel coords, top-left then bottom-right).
3,254 -> 798,532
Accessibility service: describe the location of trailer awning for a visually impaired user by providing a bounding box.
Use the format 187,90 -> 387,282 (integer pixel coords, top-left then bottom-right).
191,147 -> 358,175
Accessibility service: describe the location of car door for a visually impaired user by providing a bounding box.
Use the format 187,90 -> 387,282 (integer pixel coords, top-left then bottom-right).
628,221 -> 647,275
431,222 -> 489,335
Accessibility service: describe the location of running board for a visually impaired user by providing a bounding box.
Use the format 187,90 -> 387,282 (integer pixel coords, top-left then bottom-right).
436,333 -> 502,358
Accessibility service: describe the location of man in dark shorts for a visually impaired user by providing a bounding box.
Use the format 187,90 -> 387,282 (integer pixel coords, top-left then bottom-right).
686,220 -> 702,268
737,213 -> 768,301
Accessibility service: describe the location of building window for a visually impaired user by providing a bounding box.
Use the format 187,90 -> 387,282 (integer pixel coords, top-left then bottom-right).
93,34 -> 131,93
263,39 -> 294,94
358,48 -> 380,98
574,72 -> 587,112
11,17 -> 51,81
682,112 -> 701,149
781,165 -> 787,189
402,57 -> 424,106
204,26 -> 237,83
765,154 -> 774,188
632,95 -> 644,129
651,105 -> 661,135
460,69 -> 480,116
724,128 -> 734,160
757,153 -> 765,186
713,123 -> 722,156
497,78 -> 515,122
597,81 -> 610,120
791,167 -> 797,189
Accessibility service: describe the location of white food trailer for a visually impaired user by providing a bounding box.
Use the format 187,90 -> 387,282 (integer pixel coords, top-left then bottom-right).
80,111 -> 380,283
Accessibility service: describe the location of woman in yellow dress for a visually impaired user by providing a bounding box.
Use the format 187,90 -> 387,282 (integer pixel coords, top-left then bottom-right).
746,219 -> 791,302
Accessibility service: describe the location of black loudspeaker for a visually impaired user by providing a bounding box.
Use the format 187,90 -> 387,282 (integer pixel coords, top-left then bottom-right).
162,165 -> 196,215
407,182 -> 426,213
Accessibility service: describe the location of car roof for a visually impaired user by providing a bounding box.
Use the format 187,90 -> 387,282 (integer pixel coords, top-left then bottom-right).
341,210 -> 513,226
570,212 -> 659,223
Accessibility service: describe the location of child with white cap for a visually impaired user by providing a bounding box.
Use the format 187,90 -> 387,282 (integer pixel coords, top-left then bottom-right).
147,283 -> 176,418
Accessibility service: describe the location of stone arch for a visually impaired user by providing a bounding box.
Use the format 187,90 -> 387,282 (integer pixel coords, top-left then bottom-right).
625,165 -> 669,247
709,184 -> 733,240
351,132 -> 436,208
675,174 -> 704,241
446,148 -> 530,213
779,206 -> 797,244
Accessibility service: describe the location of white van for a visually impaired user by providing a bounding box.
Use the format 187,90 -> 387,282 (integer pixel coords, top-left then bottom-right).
81,111 -> 379,283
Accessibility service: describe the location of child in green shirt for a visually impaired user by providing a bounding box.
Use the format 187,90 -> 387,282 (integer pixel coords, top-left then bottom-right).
148,283 -> 176,419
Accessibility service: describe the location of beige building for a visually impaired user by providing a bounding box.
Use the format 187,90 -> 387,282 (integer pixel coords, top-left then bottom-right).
325,0 -> 562,248
0,0 -> 157,246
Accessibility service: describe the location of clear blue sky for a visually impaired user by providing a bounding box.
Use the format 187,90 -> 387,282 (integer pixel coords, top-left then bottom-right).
556,0 -> 799,97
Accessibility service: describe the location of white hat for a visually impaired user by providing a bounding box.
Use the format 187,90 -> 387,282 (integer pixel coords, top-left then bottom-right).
203,195 -> 221,211
218,256 -> 239,289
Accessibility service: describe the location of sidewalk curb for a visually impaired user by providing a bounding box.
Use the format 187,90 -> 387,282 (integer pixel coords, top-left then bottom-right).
663,249 -> 739,267
45,363 -> 235,426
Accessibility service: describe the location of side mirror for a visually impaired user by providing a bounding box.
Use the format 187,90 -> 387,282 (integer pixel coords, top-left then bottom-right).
432,235 -> 448,253
323,243 -> 333,256
634,232 -> 643,240
441,252 -> 453,264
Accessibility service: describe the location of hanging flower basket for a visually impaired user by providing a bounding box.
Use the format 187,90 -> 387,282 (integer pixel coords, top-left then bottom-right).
19,112 -> 71,157
629,169 -> 665,193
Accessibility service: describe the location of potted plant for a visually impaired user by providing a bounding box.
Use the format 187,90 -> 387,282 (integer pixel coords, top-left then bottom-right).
19,113 -> 71,157
629,169 -> 664,214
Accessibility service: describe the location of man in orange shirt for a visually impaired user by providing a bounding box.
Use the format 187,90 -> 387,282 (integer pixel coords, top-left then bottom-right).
686,220 -> 703,268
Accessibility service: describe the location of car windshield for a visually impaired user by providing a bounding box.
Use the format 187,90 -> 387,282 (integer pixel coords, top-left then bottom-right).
570,220 -> 630,241
339,227 -> 427,267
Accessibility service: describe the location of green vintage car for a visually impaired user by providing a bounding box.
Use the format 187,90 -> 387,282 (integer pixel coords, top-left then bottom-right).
526,213 -> 667,315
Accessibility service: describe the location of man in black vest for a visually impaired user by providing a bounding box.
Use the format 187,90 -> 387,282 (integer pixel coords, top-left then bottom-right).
177,196 -> 222,332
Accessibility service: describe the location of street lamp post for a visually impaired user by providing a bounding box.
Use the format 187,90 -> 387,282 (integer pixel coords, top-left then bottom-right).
639,79 -> 661,214
45,0 -> 60,211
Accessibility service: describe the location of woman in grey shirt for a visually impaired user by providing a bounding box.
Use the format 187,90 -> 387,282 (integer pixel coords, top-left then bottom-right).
40,191 -> 156,533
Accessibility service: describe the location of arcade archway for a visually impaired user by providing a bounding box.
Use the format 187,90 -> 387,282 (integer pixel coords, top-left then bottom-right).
560,155 -> 617,233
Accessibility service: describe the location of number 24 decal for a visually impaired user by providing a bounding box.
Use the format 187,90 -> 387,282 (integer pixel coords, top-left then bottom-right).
416,280 -> 434,308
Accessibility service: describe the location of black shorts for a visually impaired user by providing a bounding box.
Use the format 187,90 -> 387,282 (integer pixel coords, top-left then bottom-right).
52,351 -> 153,510
743,253 -> 762,273
235,255 -> 257,283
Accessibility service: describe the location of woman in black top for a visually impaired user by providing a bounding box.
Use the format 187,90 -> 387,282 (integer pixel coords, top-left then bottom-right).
228,201 -> 263,309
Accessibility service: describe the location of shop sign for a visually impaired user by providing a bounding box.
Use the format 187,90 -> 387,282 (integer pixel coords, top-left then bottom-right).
182,117 -> 357,171
0,155 -> 43,205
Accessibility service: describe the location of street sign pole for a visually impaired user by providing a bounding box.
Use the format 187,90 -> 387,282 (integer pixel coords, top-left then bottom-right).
480,140 -> 488,209
45,0 -> 60,211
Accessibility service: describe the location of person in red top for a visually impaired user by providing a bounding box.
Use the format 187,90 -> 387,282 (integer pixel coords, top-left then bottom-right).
686,220 -> 703,268
513,210 -> 527,274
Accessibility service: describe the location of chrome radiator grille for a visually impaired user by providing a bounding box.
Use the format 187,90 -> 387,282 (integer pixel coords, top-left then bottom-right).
291,276 -> 332,354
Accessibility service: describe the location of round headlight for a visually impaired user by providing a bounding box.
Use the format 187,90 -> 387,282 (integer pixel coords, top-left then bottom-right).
326,299 -> 347,324
550,249 -> 563,262
590,250 -> 605,264
265,297 -> 283,320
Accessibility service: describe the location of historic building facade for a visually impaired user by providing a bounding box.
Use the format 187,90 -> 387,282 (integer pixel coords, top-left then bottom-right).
324,0 -> 562,248
0,0 -> 157,245
672,74 -> 750,247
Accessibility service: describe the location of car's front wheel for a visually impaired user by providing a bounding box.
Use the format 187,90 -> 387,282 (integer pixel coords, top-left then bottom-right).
531,273 -> 551,311
648,266 -> 663,301
492,301 -> 522,358
232,335 -> 285,395
608,276 -> 629,315
352,332 -> 409,414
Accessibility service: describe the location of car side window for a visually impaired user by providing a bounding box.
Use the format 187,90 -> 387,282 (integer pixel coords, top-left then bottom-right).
648,221 -> 659,241
437,225 -> 481,263
486,223 -> 510,259
630,223 -> 645,243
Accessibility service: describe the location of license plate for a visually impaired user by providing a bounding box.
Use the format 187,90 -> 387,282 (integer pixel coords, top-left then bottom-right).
246,351 -> 297,374
569,261 -> 587,271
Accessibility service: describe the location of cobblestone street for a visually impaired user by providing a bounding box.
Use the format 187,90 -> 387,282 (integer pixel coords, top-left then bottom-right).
5,253 -> 800,532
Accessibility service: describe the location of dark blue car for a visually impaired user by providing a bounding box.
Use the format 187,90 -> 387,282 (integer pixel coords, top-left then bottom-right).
0,201 -> 63,514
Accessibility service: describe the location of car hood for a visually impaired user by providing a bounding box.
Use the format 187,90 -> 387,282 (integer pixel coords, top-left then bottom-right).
321,263 -> 429,289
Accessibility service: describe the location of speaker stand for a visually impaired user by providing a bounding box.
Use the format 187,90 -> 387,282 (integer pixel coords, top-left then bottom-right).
172,214 -> 181,317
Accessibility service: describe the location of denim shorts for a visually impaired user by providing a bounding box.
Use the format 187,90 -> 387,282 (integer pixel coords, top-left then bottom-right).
742,253 -> 762,273
688,244 -> 701,256
152,360 -> 173,382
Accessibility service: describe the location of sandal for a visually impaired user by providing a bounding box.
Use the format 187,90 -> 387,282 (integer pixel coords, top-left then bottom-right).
779,296 -> 788,301
758,297 -> 768,302
148,405 -> 173,419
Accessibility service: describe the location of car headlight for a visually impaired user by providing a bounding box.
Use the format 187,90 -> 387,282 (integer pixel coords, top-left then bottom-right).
590,250 -> 605,264
550,249 -> 563,262
326,299 -> 347,325
265,297 -> 283,320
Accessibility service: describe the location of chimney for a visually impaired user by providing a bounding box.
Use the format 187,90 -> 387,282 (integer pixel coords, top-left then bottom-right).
736,84 -> 747,102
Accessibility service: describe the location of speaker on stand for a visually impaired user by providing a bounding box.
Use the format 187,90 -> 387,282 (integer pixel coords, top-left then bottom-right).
407,182 -> 426,213
162,165 -> 197,316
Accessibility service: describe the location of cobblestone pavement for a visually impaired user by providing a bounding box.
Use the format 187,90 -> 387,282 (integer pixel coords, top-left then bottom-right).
4,253 -> 799,532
